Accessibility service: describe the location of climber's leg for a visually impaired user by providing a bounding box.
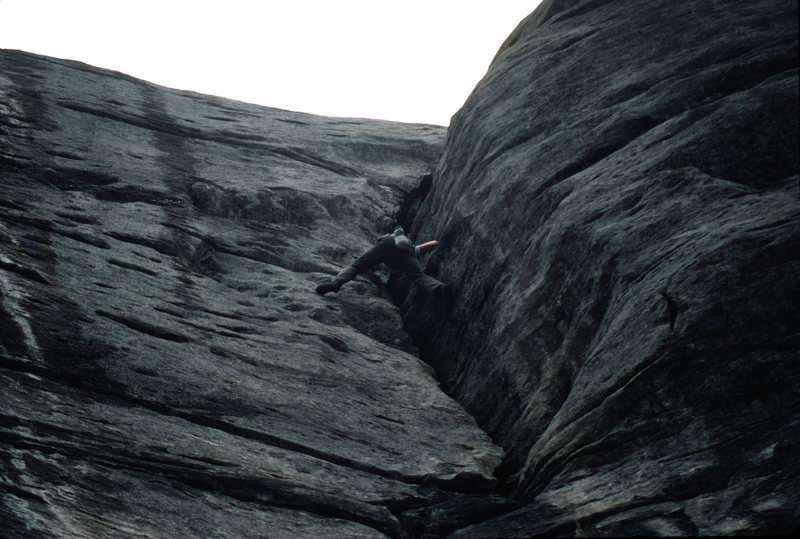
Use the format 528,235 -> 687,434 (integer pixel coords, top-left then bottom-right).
316,238 -> 391,295
392,253 -> 448,295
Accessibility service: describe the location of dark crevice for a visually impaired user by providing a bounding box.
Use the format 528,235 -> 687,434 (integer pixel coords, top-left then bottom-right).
571,498 -> 700,537
53,211 -> 99,225
661,290 -> 679,331
0,482 -> 49,506
92,185 -> 180,206
0,258 -> 51,286
392,494 -> 522,537
550,28 -> 600,53
106,258 -> 160,277
276,118 -> 310,126
50,228 -> 111,249
0,197 -> 28,212
22,163 -> 120,191
397,173 -> 433,229
104,230 -> 176,257
177,473 -> 400,537
95,310 -> 194,343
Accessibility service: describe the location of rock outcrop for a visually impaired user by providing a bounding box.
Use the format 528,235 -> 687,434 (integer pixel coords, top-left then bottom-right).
400,0 -> 799,536
0,50 -> 509,537
2,0 -> 799,536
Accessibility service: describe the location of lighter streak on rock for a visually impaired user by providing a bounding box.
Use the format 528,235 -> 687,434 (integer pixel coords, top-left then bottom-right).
0,256 -> 46,368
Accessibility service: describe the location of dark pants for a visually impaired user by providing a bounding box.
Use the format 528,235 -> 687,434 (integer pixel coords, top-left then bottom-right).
333,236 -> 445,294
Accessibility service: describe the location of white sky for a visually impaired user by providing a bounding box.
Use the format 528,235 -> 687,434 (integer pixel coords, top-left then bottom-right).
0,1 -> 542,126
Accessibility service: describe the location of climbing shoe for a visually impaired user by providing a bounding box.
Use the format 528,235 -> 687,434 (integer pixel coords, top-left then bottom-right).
315,282 -> 340,296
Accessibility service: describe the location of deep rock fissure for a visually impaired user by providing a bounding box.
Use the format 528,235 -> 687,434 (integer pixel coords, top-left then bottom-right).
378,178 -> 529,532
391,314 -> 524,499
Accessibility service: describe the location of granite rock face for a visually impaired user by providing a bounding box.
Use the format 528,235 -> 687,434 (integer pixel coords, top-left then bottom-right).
400,0 -> 799,536
0,50 -> 507,537
3,0 -> 800,535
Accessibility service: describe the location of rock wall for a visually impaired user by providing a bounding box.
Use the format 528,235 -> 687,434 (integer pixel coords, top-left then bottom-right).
0,50 -> 511,537
401,0 -> 799,536
3,0 -> 799,535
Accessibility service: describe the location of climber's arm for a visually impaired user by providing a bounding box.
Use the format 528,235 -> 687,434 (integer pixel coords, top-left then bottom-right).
414,240 -> 440,256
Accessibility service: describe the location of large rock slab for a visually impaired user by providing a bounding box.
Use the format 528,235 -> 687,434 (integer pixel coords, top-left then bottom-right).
400,0 -> 799,535
0,50 -> 505,537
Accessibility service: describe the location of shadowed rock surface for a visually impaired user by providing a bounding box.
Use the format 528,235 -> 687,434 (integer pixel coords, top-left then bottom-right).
400,0 -> 799,536
2,0 -> 799,536
0,50 -> 508,537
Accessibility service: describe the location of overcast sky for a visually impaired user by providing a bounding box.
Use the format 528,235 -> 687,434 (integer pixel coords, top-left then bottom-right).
0,1 -> 542,126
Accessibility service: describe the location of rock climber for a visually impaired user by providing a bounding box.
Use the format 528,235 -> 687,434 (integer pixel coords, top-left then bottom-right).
315,225 -> 450,298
